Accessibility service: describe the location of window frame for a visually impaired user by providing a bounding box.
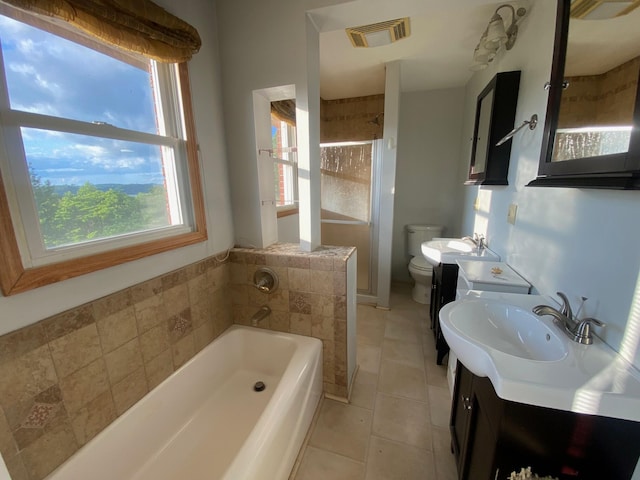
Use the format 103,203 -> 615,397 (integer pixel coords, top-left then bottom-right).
0,45 -> 207,296
271,117 -> 298,217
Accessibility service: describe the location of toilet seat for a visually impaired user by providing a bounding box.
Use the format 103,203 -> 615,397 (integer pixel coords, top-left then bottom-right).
409,256 -> 433,273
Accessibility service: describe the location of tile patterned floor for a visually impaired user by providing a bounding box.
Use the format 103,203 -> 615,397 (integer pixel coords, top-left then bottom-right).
292,283 -> 458,480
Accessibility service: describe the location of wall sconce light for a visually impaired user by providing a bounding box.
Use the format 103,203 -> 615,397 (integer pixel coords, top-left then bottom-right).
471,4 -> 527,71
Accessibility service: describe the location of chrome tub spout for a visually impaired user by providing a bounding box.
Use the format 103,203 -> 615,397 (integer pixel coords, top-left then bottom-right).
251,305 -> 271,326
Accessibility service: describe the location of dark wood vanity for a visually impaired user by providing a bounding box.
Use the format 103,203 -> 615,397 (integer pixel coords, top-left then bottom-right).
451,362 -> 640,480
429,262 -> 458,365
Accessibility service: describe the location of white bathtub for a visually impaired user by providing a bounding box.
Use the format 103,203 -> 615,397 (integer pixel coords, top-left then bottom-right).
46,325 -> 323,480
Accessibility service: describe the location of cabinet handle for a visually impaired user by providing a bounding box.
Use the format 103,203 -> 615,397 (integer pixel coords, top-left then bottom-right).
461,395 -> 472,411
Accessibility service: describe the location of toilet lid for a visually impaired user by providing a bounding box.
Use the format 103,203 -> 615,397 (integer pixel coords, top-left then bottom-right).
410,256 -> 433,272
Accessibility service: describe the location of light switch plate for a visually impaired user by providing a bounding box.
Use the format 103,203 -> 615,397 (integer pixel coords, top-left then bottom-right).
507,203 -> 517,225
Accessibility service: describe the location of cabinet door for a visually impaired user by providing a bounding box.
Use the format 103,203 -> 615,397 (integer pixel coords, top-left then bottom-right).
462,397 -> 497,480
450,361 -> 473,469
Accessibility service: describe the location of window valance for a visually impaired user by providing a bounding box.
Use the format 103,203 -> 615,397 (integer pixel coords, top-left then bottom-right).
271,99 -> 296,126
0,0 -> 201,62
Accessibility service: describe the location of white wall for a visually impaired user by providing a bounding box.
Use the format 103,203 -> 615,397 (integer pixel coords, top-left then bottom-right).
458,2 -> 640,369
277,214 -> 301,243
216,0 -> 321,250
391,87 -> 466,282
0,0 -> 234,336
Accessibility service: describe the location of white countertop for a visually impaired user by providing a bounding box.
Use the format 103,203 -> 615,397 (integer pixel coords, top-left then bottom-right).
456,260 -> 531,289
442,290 -> 640,423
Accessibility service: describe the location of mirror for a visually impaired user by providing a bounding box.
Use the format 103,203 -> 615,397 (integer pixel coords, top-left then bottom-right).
531,0 -> 640,189
466,71 -> 520,186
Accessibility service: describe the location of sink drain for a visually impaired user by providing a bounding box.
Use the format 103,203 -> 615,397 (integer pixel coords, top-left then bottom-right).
253,381 -> 266,392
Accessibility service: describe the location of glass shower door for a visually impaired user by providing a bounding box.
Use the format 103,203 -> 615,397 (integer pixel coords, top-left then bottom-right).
320,140 -> 378,294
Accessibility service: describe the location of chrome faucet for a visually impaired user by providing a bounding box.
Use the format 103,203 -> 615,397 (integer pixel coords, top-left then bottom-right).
250,305 -> 271,326
532,292 -> 605,345
462,233 -> 486,252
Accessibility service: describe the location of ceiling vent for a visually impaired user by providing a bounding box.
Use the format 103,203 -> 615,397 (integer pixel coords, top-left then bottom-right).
345,18 -> 410,48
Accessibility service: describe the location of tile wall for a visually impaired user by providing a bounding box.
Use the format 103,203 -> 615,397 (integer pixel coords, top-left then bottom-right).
558,56 -> 639,128
321,95 -> 385,142
229,243 -> 356,399
0,255 -> 232,480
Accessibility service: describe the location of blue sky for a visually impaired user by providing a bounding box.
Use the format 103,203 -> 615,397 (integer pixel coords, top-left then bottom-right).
0,15 -> 166,185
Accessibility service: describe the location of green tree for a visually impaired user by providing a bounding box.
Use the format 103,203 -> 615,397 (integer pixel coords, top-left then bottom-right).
30,168 -> 60,246
50,183 -> 145,246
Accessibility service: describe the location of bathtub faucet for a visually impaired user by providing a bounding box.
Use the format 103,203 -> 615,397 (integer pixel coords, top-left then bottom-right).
251,305 -> 271,326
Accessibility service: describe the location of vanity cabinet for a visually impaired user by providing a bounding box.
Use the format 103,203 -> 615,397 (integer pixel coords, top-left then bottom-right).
429,263 -> 458,365
450,362 -> 640,480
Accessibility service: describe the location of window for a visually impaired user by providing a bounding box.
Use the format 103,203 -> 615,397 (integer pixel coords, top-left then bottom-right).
0,11 -> 206,295
271,113 -> 297,215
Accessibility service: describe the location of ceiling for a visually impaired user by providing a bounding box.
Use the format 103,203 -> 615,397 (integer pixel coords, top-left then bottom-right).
311,0 -> 640,100
310,0 -> 517,100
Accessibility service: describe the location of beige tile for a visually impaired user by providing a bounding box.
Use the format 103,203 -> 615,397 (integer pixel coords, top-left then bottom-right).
163,283 -> 190,318
0,407 -> 16,458
193,320 -> 215,352
309,294 -> 334,317
20,422 -> 78,480
43,306 -> 95,342
309,256 -> 334,271
187,273 -> 208,307
356,343 -> 381,375
69,390 -> 116,446
322,341 -> 335,383
432,426 -> 458,480
428,385 -> 451,428
0,345 -> 58,409
288,256 -> 310,269
172,333 -> 195,368
289,268 -> 311,291
308,400 -> 372,462
0,323 -> 48,365
59,359 -> 110,414
134,293 -> 164,334
295,446 -> 365,480
333,271 -> 347,296
112,367 -> 148,415
378,360 -> 427,402
92,290 -> 132,320
140,323 -> 171,363
97,306 -> 137,353
49,324 -> 102,378
269,311 -> 290,332
356,316 -> 385,346
4,453 -> 28,480
350,371 -> 377,410
425,358 -> 449,389
145,349 -> 174,390
161,269 -> 188,290
364,436 -> 435,480
290,313 -> 312,336
309,270 -> 333,295
384,320 -> 422,345
104,338 -> 143,385
381,338 -> 423,368
334,295 -> 347,320
130,276 -> 162,304
167,309 -> 193,343
230,263 -> 248,284
311,315 -> 334,341
372,393 -> 431,449
267,289 -> 290,312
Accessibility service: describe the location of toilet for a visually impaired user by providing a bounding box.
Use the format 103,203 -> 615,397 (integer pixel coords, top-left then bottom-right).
406,224 -> 444,304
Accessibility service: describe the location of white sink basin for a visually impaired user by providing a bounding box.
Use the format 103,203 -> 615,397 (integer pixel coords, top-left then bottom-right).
421,238 -> 500,266
437,291 -> 640,423
440,298 -> 568,377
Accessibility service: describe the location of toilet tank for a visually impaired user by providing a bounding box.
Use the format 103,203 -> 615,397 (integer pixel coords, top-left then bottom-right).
406,224 -> 444,257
